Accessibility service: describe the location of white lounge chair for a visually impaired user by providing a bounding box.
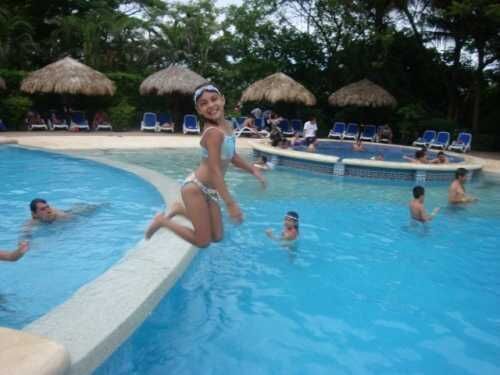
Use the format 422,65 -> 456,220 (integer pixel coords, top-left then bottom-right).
328,122 -> 345,139
429,131 -> 450,150
183,114 -> 200,135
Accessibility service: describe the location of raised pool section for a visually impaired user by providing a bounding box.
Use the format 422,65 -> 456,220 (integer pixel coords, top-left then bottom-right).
251,140 -> 483,182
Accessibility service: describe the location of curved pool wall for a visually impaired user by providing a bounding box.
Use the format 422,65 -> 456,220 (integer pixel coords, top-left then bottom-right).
251,140 -> 483,182
4,147 -> 198,375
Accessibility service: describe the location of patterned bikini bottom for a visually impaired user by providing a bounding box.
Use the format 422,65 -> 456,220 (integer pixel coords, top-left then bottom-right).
182,173 -> 220,202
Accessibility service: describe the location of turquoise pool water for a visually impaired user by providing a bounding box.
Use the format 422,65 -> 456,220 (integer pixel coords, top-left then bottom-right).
0,146 -> 163,328
94,149 -> 500,375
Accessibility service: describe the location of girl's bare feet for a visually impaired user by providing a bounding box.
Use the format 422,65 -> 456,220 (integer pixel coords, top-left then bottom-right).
145,213 -> 167,240
166,201 -> 186,219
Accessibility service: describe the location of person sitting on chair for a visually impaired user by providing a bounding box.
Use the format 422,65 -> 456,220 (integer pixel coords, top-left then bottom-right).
92,111 -> 110,130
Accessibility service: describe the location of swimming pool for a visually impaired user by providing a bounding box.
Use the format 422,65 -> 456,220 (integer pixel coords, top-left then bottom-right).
295,141 -> 464,163
0,146 -> 163,328
93,149 -> 500,375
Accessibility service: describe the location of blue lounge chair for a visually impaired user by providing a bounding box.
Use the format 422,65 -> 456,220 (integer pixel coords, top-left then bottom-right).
183,114 -> 200,134
140,112 -> 158,131
448,132 -> 472,153
343,123 -> 359,140
291,119 -> 303,135
255,117 -> 269,137
158,113 -> 174,133
278,119 -> 294,136
429,131 -> 450,150
0,119 -> 6,131
328,122 -> 345,139
70,111 -> 89,131
360,125 -> 377,142
412,130 -> 436,148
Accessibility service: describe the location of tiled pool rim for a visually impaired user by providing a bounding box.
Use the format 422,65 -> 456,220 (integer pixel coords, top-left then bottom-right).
1,145 -> 198,375
250,140 -> 483,182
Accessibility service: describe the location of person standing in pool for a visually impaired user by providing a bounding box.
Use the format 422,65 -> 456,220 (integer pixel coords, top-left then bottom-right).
145,84 -> 266,247
448,168 -> 478,204
266,211 -> 299,241
0,241 -> 29,262
409,186 -> 439,222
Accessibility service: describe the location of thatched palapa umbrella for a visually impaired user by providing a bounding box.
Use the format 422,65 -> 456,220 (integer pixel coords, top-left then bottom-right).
140,65 -> 207,129
139,65 -> 207,96
0,77 -> 6,90
328,79 -> 396,108
240,72 -> 316,106
20,56 -> 115,96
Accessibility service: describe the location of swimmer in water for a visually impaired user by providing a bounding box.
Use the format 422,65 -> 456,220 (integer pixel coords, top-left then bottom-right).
448,168 -> 478,204
409,186 -> 439,222
265,211 -> 299,241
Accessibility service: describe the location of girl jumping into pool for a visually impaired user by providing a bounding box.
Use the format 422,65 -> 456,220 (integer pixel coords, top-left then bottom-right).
145,83 -> 266,247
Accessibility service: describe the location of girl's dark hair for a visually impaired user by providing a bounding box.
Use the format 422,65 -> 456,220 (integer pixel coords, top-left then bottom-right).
286,211 -> 299,230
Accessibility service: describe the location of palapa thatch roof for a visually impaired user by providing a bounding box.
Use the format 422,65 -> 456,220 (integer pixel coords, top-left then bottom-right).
139,65 -> 207,96
0,77 -> 6,90
240,72 -> 316,106
328,79 -> 397,108
20,56 -> 115,95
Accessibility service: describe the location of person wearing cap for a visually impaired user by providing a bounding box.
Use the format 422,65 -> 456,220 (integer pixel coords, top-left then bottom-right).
145,83 -> 266,247
265,211 -> 299,241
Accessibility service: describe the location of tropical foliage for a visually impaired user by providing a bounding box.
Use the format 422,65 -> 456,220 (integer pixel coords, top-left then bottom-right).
0,0 -> 499,148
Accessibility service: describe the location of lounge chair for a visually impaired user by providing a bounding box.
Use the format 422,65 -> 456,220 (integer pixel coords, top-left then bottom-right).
360,125 -> 377,142
278,119 -> 294,136
343,123 -> 359,140
255,117 -> 269,137
235,117 -> 261,138
48,110 -> 68,131
158,113 -> 174,133
70,111 -> 90,131
291,119 -> 303,135
412,130 -> 436,148
140,112 -> 158,132
28,112 -> 48,131
0,119 -> 6,131
328,122 -> 345,139
183,114 -> 200,134
448,132 -> 472,153
429,131 -> 450,150
95,113 -> 112,131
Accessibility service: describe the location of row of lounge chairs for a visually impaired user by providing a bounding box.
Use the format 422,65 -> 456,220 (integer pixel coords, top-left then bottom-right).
25,111 -> 111,131
328,123 -> 380,142
140,113 -> 200,134
412,130 -> 472,152
233,117 -> 304,138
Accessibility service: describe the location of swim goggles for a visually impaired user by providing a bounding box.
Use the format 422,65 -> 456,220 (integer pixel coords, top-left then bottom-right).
285,214 -> 298,222
193,84 -> 221,104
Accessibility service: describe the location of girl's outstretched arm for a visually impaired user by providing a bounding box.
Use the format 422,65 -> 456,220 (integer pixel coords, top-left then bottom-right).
0,241 -> 29,262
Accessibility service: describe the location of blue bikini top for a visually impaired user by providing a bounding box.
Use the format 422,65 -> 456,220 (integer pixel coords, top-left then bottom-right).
201,126 -> 236,160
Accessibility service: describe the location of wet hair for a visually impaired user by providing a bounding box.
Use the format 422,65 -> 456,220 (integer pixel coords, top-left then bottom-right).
413,186 -> 425,199
193,83 -> 221,104
30,198 -> 47,213
437,151 -> 445,157
455,168 -> 468,179
261,155 -> 268,163
415,150 -> 426,159
285,211 -> 299,230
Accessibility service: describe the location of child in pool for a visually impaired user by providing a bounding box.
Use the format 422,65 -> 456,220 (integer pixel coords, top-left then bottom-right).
145,84 -> 266,247
265,211 -> 299,241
